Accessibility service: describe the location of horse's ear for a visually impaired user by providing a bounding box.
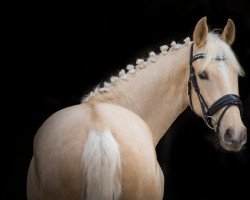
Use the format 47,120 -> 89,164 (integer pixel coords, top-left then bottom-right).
221,18 -> 235,46
193,17 -> 208,48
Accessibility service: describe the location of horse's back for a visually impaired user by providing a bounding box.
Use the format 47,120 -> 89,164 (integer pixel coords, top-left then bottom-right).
27,103 -> 164,200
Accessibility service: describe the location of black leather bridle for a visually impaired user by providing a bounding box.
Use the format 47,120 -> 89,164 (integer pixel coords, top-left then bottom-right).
188,43 -> 243,133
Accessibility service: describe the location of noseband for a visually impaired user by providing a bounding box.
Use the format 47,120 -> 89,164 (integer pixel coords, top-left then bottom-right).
188,43 -> 243,133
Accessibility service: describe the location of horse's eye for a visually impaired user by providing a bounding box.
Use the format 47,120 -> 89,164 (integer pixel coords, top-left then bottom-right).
198,71 -> 209,80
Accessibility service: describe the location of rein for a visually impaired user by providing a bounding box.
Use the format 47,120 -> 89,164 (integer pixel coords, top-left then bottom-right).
188,43 -> 243,133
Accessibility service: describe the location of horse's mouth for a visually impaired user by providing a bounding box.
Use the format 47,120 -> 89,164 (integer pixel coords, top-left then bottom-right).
220,140 -> 244,152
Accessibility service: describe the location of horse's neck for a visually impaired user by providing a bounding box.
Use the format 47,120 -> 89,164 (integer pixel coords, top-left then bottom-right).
91,45 -> 191,145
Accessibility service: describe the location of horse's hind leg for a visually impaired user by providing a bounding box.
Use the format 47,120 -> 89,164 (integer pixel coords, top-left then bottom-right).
27,157 -> 40,200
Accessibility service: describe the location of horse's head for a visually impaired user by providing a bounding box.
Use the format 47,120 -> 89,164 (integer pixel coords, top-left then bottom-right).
190,17 -> 247,152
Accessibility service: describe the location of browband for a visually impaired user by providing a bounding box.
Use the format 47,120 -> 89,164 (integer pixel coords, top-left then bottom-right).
192,53 -> 226,63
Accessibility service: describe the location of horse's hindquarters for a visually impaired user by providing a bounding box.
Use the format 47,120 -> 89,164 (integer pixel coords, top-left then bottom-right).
27,105 -> 90,200
27,103 -> 164,200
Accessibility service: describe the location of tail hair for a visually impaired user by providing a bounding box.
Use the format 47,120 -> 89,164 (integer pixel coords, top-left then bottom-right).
82,129 -> 121,200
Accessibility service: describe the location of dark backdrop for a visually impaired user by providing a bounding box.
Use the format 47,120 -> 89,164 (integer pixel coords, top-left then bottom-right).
5,0 -> 250,199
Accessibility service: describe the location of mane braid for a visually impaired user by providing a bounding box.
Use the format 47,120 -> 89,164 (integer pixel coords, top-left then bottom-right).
82,37 -> 192,102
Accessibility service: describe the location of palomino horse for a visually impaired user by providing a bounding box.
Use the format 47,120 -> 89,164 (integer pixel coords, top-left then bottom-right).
27,17 -> 247,200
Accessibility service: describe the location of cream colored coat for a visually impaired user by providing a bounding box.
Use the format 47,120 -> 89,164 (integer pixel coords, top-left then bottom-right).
27,17 -> 246,200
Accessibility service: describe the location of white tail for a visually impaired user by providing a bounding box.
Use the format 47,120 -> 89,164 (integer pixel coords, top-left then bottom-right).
82,129 -> 121,200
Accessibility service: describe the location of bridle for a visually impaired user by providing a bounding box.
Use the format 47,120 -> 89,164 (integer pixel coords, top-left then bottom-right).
188,43 -> 243,133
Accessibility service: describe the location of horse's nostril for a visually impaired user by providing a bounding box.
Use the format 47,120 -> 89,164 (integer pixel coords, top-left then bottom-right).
224,128 -> 233,143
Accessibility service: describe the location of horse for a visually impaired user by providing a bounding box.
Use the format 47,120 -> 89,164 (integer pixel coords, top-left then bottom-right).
27,17 -> 247,200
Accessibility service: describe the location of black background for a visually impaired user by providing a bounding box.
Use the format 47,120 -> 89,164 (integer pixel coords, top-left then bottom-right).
5,0 -> 250,199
